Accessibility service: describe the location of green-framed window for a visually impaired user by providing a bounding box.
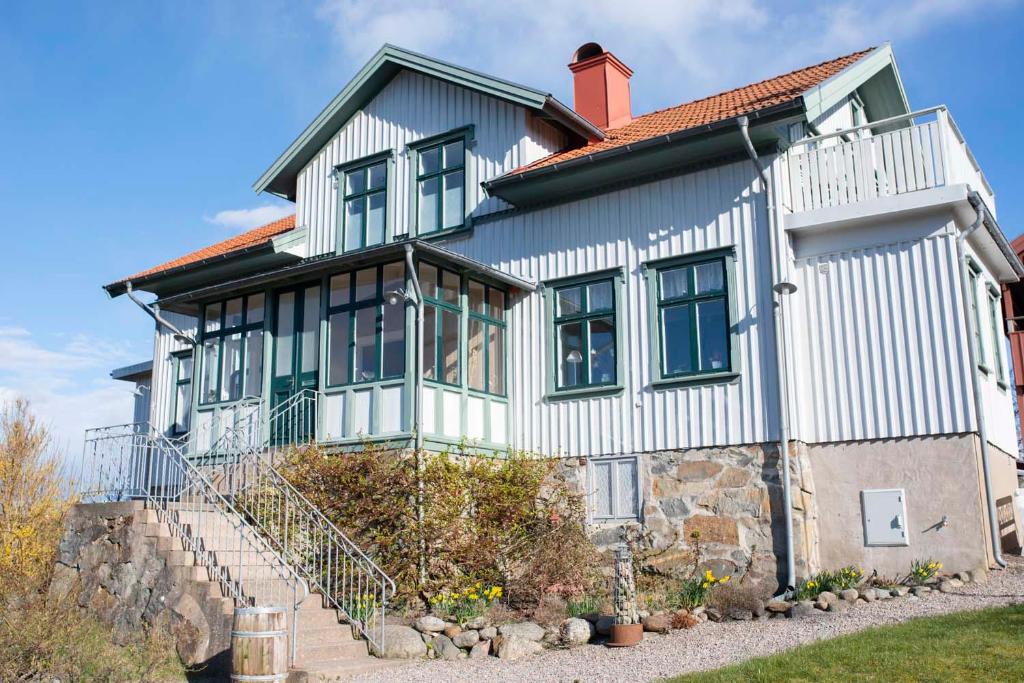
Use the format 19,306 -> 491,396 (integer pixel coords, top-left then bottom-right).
412,134 -> 466,235
199,294 -> 265,405
655,257 -> 730,378
170,350 -> 193,435
467,279 -> 506,395
419,262 -> 462,385
968,260 -> 987,372
326,261 -> 406,386
551,277 -> 617,391
339,156 -> 388,252
988,284 -> 1006,386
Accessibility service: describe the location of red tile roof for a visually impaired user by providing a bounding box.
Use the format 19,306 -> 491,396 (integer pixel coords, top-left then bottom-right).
516,48 -> 873,173
118,214 -> 296,284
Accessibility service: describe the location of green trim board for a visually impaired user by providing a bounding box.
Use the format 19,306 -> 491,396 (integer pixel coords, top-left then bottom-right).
967,257 -> 988,373
986,283 -> 1006,387
169,350 -> 193,435
252,44 -> 600,199
643,246 -> 740,387
543,267 -> 626,401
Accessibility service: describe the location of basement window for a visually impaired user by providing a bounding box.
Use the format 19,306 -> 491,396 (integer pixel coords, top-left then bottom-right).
589,455 -> 640,522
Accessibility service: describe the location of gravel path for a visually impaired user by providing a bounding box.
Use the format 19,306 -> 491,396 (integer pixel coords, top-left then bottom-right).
352,558 -> 1024,683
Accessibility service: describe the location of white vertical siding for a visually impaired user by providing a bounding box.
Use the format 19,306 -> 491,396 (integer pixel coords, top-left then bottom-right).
149,311 -> 196,436
295,71 -> 567,257
450,159 -> 777,456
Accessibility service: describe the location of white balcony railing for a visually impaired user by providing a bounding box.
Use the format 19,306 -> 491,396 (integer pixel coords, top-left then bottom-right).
784,106 -> 995,215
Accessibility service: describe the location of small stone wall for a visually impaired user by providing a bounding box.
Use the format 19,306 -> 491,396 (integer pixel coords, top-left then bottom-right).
51,502 -> 233,675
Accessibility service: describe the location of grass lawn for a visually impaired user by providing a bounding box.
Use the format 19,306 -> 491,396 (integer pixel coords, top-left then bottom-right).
668,605 -> 1024,683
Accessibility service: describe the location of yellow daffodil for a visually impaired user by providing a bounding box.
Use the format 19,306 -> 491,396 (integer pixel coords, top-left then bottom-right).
720,575 -> 731,584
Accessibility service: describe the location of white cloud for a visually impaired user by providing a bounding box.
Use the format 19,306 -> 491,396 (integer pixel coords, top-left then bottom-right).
314,0 -> 1006,113
204,204 -> 293,231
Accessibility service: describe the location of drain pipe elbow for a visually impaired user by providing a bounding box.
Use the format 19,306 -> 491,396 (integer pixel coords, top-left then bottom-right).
125,281 -> 195,346
958,193 -> 1007,569
737,115 -> 797,594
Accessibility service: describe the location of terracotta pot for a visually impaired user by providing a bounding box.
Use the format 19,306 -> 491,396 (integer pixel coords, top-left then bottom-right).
607,622 -> 643,647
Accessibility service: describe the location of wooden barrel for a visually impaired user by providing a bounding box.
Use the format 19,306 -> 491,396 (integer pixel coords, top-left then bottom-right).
231,606 -> 288,682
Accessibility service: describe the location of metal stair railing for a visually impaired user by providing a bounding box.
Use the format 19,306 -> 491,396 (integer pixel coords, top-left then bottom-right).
80,423 -> 310,665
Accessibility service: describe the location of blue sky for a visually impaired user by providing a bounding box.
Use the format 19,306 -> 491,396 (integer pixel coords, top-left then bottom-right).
1,0 -> 1022,454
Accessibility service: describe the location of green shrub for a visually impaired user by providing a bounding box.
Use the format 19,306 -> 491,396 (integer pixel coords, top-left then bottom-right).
667,570 -> 731,610
566,593 -> 601,618
792,565 -> 864,600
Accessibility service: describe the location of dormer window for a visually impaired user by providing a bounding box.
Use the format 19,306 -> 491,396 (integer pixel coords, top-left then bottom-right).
410,128 -> 471,236
335,151 -> 393,254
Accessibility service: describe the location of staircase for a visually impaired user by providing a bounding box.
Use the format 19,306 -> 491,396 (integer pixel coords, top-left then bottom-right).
80,408 -> 397,681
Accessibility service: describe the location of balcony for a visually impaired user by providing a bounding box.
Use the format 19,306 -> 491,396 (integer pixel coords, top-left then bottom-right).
783,106 -> 995,228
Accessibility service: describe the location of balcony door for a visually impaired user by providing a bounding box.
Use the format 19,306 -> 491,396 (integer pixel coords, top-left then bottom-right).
271,283 -> 320,444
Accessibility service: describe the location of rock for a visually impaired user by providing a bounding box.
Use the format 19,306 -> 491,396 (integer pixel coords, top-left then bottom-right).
727,609 -> 753,621
469,639 -> 491,659
453,630 -> 479,648
496,634 -> 543,660
705,608 -> 723,622
638,610 -> 650,620
752,601 -> 767,618
859,588 -> 876,602
479,626 -> 497,640
948,578 -> 964,588
690,606 -> 706,618
938,580 -> 957,594
814,599 -> 829,611
465,616 -> 489,630
414,615 -> 446,633
765,599 -> 791,614
371,625 -> 428,659
561,618 -> 595,646
971,567 -> 989,585
642,614 -> 671,633
443,624 -> 463,639
911,586 -> 931,597
891,586 -> 910,597
420,631 -> 434,644
840,589 -> 859,603
826,600 -> 848,614
789,601 -> 815,618
954,572 -> 971,583
595,615 -> 615,636
498,621 -> 545,642
432,634 -> 463,661
818,591 -> 839,606
542,629 -> 561,647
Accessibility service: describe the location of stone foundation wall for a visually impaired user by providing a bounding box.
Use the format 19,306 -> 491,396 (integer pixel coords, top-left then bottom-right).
51,502 -> 233,675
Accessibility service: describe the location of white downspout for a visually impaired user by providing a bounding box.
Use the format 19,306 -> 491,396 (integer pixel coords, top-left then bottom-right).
958,193 -> 1007,569
737,116 -> 797,593
403,244 -> 428,587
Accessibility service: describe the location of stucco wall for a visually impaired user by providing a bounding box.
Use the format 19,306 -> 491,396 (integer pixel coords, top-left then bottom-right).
988,443 -> 1023,556
808,434 -> 990,575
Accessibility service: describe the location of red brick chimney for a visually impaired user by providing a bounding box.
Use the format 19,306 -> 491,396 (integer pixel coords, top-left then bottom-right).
569,43 -> 633,131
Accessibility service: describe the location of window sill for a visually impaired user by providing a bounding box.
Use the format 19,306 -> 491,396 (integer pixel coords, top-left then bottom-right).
997,380 -> 1009,392
978,363 -> 991,376
652,371 -> 740,389
545,385 -> 623,402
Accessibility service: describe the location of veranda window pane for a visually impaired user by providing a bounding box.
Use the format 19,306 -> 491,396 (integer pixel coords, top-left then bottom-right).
329,273 -> 350,307
587,281 -> 613,312
442,170 -> 464,229
174,383 -> 191,432
662,303 -> 692,375
381,298 -> 406,377
558,321 -> 584,388
443,140 -> 463,169
244,329 -> 263,396
368,162 -> 386,190
697,299 -> 728,371
592,462 -> 612,517
488,324 -> 505,395
589,317 -> 615,385
246,293 -> 265,324
418,177 -> 439,233
178,356 -> 193,382
382,262 -> 404,297
205,302 -> 222,333
366,192 -> 386,246
220,334 -> 242,402
224,298 -> 244,328
328,311 -> 351,385
440,270 -> 460,305
468,318 -> 485,391
419,263 -> 438,299
418,146 -> 439,175
695,261 -> 724,294
355,268 -> 376,301
423,306 -> 437,380
557,286 -> 582,316
660,267 -> 688,300
344,198 -> 364,251
274,292 -> 294,378
441,308 -> 459,383
354,307 -> 377,382
201,339 -> 219,403
488,289 -> 505,318
300,287 -> 320,374
469,280 -> 486,314
345,168 -> 365,196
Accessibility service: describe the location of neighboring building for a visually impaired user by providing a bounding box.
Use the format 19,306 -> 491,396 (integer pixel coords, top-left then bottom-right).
110,360 -> 153,426
98,42 -> 1023,587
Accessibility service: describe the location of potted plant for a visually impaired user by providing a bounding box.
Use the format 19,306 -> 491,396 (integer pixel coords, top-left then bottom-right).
608,543 -> 643,647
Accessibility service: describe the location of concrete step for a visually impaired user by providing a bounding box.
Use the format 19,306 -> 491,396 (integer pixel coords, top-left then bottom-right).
164,549 -> 195,567
296,639 -> 368,661
291,656 -> 404,682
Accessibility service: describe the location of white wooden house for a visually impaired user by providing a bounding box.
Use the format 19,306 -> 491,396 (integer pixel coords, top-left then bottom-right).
99,42 -> 1023,589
